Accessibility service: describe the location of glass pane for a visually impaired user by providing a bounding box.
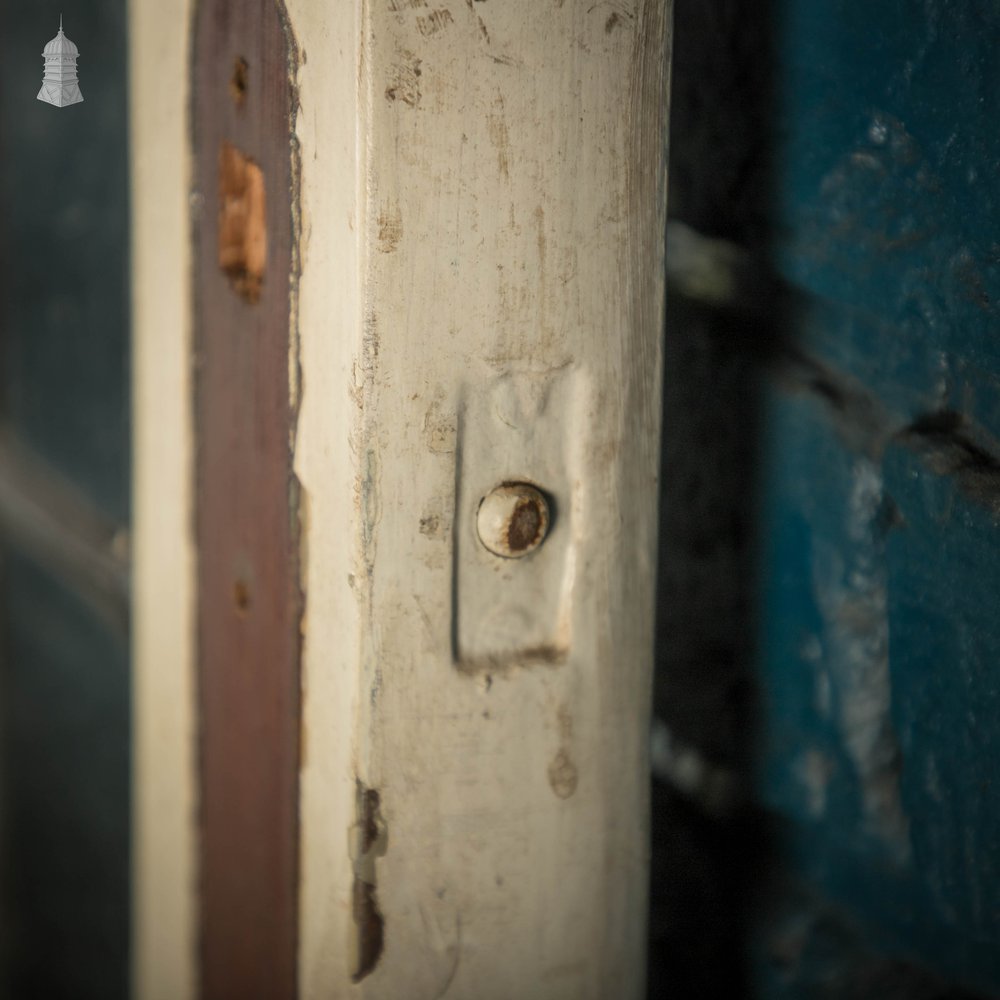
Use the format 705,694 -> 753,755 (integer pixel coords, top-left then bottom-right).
0,1 -> 129,522
0,3 -> 130,997
1,552 -> 129,999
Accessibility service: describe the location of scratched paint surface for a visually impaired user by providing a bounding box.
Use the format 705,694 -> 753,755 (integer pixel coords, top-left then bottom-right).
756,2 -> 1000,995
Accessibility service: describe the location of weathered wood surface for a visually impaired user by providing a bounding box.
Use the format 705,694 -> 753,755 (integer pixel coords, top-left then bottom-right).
296,3 -> 670,997
191,3 -> 303,998
131,2 -> 670,997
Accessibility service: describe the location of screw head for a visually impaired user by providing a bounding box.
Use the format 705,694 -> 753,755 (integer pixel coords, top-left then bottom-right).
476,483 -> 550,558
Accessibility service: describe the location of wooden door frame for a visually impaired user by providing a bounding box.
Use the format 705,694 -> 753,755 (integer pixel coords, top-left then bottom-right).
131,2 -> 671,997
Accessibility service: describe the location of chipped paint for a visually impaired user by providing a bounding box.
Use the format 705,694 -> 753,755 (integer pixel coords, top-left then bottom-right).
811,460 -> 910,860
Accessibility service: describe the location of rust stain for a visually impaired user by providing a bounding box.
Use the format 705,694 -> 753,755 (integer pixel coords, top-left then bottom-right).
556,704 -> 573,741
376,205 -> 403,252
534,204 -> 546,261
457,643 -> 567,676
602,6 -> 634,33
507,496 -> 544,552
548,748 -> 579,799
218,141 -> 267,303
420,512 -> 442,537
486,96 -> 511,179
385,50 -> 423,106
547,705 -> 578,798
464,0 -> 491,42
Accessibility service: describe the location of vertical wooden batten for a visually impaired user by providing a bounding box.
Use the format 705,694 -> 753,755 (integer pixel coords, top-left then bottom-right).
191,2 -> 303,998
130,0 -> 197,997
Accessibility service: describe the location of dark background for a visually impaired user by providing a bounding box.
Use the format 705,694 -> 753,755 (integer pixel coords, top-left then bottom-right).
0,3 -> 130,998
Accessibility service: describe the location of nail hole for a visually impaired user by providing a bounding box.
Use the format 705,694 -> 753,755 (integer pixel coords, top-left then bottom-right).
229,56 -> 248,106
233,578 -> 251,615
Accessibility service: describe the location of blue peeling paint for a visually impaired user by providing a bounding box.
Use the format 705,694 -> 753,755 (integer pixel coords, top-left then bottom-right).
756,1 -> 1000,995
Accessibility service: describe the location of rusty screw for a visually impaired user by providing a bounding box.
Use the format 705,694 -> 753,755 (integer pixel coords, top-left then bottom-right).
476,483 -> 550,558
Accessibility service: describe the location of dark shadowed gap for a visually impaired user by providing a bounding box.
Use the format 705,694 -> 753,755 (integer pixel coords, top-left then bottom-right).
649,1 -> 779,995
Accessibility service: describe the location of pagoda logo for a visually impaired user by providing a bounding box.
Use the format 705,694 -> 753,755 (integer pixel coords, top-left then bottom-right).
37,16 -> 84,108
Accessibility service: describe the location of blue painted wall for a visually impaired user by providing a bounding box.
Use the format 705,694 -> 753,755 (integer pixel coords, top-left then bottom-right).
756,2 -> 1000,995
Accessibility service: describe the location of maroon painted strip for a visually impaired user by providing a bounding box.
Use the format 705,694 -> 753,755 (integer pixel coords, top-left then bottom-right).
192,3 -> 301,997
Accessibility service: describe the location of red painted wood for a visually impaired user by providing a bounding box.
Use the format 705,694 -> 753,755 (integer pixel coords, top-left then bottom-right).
192,3 -> 301,996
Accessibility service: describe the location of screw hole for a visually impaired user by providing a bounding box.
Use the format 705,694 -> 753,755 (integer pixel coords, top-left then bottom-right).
477,482 -> 551,558
233,578 -> 251,615
229,56 -> 248,106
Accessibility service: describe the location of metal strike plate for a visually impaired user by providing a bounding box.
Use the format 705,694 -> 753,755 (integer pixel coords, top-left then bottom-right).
453,365 -> 587,671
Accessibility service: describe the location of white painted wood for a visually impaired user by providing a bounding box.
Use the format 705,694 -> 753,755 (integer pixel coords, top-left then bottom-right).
129,1 -> 197,997
293,2 -> 671,997
130,2 -> 669,996
291,0 -> 366,991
